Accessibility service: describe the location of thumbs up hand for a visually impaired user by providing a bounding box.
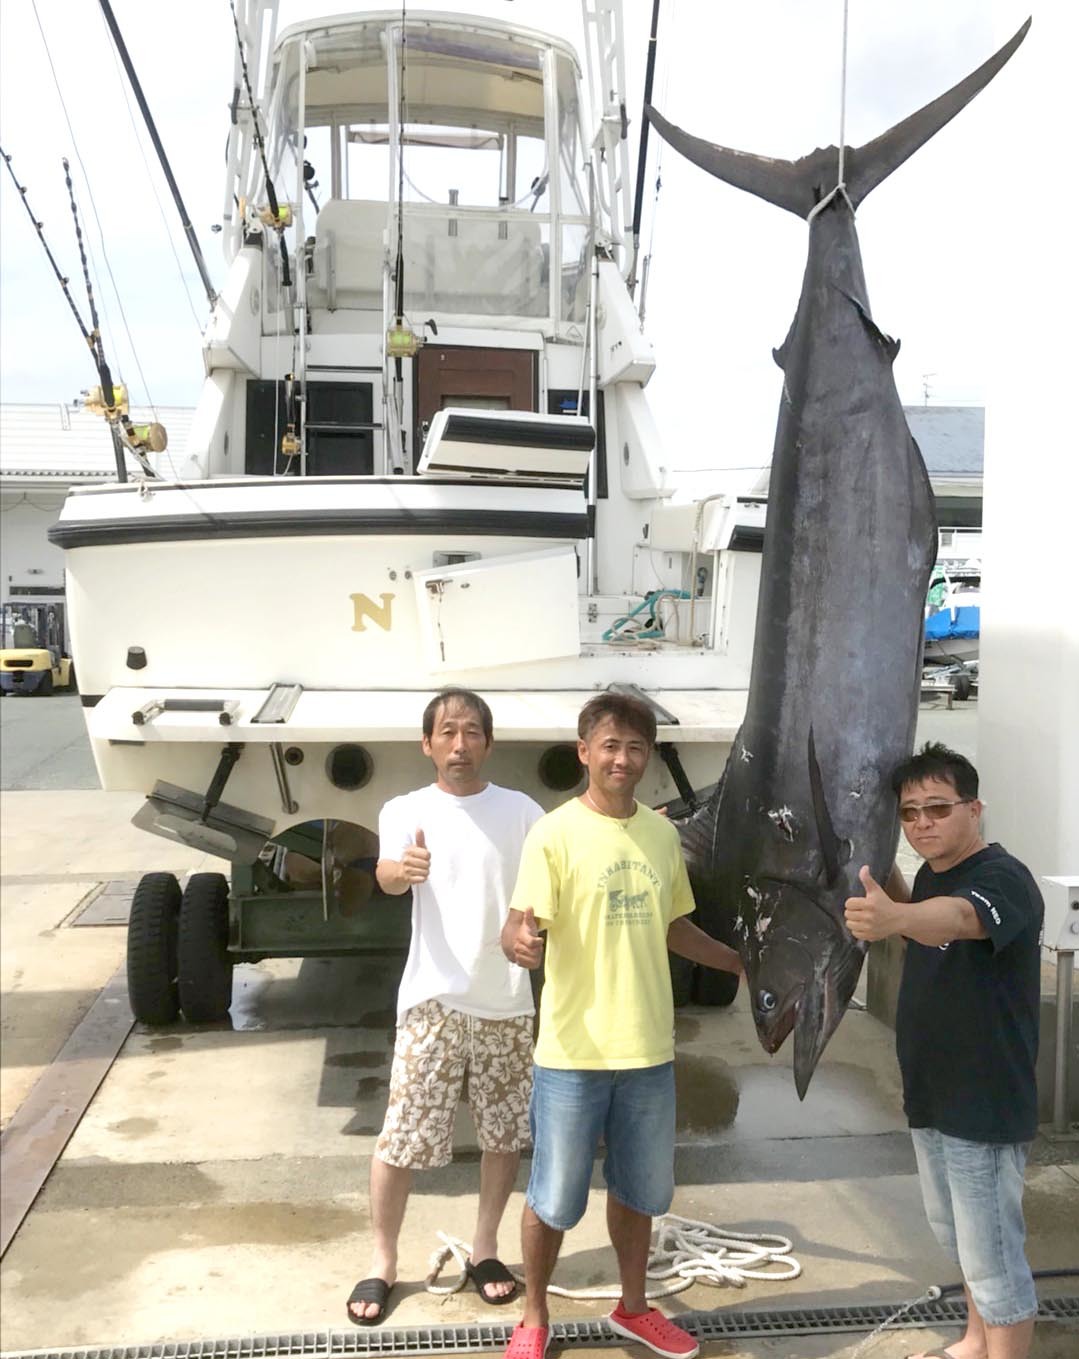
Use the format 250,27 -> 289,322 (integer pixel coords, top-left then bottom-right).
844,864 -> 900,942
401,827 -> 431,884
508,907 -> 545,970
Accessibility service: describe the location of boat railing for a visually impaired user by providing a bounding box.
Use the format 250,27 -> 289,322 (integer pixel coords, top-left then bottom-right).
306,197 -> 590,321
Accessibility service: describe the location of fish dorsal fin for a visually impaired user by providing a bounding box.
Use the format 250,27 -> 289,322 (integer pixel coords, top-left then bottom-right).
646,19 -> 1030,219
807,727 -> 843,887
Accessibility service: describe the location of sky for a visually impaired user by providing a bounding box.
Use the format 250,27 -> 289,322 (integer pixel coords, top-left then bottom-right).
0,0 -> 1038,486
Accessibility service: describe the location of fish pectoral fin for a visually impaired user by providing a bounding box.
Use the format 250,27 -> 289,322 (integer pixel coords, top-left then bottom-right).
807,727 -> 844,888
835,287 -> 900,361
773,316 -> 796,371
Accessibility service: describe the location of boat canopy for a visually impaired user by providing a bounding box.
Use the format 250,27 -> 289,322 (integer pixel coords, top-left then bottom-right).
253,12 -> 590,323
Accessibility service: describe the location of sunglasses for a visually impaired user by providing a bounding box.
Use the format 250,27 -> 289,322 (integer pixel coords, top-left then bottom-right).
898,799 -> 972,823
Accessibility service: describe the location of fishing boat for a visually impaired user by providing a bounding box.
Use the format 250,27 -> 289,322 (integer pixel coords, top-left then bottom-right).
48,2 -> 763,1021
924,558 -> 981,664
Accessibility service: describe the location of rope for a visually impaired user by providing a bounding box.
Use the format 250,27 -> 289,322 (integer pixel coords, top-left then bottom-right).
837,0 -> 849,188
806,0 -> 852,224
425,1214 -> 801,1300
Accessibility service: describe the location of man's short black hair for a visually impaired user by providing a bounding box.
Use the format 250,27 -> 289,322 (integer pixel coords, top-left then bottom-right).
577,692 -> 657,747
422,688 -> 493,745
890,741 -> 979,801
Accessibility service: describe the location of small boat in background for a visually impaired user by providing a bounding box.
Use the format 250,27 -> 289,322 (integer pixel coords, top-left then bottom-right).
924,556 -> 980,664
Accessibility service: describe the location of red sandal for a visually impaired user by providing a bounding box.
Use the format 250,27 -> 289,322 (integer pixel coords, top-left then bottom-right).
502,1323 -> 550,1359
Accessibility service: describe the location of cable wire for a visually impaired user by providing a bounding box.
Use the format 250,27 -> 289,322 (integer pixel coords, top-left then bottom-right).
97,4 -> 203,333
31,0 -> 151,411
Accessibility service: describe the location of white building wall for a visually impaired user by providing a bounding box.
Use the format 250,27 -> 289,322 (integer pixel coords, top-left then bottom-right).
978,5 -> 1079,882
0,492 -> 68,597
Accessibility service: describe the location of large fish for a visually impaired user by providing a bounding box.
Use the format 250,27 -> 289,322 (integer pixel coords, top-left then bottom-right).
652,20 -> 1029,1098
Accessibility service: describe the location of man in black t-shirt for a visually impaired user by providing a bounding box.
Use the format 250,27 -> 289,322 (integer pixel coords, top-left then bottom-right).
844,742 -> 1043,1359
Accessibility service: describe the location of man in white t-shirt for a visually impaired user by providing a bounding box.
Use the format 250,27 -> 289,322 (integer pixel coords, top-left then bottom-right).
348,688 -> 543,1326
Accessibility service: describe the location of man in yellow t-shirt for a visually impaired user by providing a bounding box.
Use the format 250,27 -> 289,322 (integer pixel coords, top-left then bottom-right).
499,693 -> 743,1359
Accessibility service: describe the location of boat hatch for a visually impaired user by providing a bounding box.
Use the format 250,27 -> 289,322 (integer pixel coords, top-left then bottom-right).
413,544 -> 580,669
418,408 -> 594,484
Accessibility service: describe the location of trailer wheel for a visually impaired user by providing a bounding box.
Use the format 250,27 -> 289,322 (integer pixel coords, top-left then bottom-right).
953,673 -> 973,702
692,964 -> 740,1008
178,873 -> 233,1022
127,873 -> 182,1024
669,952 -> 695,1008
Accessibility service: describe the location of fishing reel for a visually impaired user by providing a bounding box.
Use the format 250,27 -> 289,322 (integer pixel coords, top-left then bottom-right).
386,317 -> 438,360
82,383 -> 167,462
237,196 -> 293,235
121,419 -> 168,455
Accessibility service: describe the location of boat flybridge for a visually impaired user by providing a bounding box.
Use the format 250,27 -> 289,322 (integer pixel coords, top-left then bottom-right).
50,1 -> 764,1021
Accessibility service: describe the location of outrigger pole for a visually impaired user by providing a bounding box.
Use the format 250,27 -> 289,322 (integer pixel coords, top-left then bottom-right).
626,0 -> 661,298
2,146 -> 129,482
97,0 -> 217,308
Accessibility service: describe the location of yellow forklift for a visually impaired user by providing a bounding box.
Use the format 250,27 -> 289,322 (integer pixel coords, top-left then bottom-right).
0,603 -> 76,696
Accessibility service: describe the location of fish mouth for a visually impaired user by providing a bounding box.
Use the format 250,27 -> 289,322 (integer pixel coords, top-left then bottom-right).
792,966 -> 842,1101
752,948 -> 843,1100
756,984 -> 802,1055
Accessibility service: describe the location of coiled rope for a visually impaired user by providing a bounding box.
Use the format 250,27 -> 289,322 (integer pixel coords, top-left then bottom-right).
425,1214 -> 801,1300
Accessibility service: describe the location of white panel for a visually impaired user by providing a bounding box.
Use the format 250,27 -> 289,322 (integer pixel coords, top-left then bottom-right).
413,546 -> 580,670
418,408 -> 593,483
596,259 -> 655,386
978,2 -> 1078,886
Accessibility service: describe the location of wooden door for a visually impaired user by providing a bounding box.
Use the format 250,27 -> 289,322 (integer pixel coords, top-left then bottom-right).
414,345 -> 535,465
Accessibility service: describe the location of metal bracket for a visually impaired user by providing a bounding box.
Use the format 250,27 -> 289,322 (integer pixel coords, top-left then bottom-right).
269,742 -> 299,816
253,683 -> 303,724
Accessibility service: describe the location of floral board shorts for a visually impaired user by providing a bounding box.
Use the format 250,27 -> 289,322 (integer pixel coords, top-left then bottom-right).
375,998 -> 534,1170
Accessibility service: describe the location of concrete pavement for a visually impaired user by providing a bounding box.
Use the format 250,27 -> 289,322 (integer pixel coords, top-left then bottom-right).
1,700 -> 1076,1357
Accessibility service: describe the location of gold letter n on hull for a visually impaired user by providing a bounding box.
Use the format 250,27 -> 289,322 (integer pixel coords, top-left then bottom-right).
350,592 -> 396,632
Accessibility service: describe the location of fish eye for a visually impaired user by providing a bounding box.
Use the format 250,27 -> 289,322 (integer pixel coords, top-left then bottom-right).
758,990 -> 778,1013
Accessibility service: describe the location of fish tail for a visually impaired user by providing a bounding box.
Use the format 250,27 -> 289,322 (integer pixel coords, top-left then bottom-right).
646,19 -> 1029,219
845,19 -> 1030,208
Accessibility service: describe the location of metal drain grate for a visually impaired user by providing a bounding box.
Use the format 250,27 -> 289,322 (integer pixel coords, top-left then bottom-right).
4,1298 -> 1077,1359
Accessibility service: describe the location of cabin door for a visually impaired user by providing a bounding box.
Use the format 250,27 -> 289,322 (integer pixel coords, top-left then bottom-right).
414,345 -> 535,470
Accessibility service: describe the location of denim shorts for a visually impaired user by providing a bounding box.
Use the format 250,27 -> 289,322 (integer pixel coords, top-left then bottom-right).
526,1062 -> 675,1230
911,1127 -> 1037,1326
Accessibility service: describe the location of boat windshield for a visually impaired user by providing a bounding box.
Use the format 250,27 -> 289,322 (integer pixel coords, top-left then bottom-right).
266,16 -> 589,321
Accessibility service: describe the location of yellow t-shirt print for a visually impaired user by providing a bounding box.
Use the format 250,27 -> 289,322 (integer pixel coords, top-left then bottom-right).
600,859 -> 659,927
510,798 -> 695,1070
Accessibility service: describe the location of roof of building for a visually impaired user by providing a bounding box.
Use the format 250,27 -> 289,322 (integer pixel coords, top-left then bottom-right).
750,404 -> 983,495
904,405 -> 984,477
0,403 -> 193,482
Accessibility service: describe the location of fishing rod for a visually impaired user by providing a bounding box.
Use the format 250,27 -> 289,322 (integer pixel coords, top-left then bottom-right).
96,0 -> 217,307
1,147 -> 165,482
226,0 -> 292,290
627,0 -> 661,298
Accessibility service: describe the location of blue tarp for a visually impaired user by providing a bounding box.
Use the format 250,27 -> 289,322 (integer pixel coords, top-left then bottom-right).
925,605 -> 980,642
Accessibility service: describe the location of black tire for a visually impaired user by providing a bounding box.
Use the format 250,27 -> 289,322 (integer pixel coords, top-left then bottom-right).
66,664 -> 77,694
37,670 -> 54,696
127,873 -> 182,1024
178,873 -> 233,1022
669,952 -> 695,1008
953,673 -> 973,702
692,964 -> 740,1008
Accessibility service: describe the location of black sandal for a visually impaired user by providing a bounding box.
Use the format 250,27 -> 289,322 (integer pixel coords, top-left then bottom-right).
347,1277 -> 394,1325
466,1257 -> 519,1305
